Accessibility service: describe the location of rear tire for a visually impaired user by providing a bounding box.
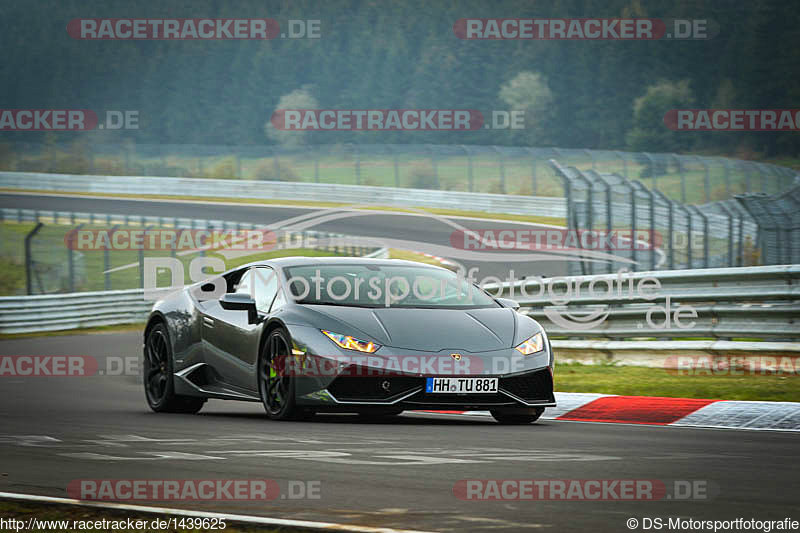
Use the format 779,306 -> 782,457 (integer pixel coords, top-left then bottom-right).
143,323 -> 205,414
490,407 -> 544,425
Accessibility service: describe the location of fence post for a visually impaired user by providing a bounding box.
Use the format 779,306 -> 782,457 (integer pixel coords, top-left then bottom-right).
494,146 -> 506,193
672,154 -> 686,203
654,190 -> 674,270
632,181 -> 657,271
677,205 -> 693,268
642,152 -> 659,193
392,146 -> 400,188
526,147 -> 538,195
740,161 -> 752,193
584,149 -> 596,170
25,222 -> 44,295
67,223 -> 84,293
615,151 -> 628,179
105,224 -> 119,290
139,225 -> 154,290
428,145 -> 439,189
273,147 -> 281,181
695,156 -> 710,202
586,170 -> 614,273
353,144 -> 361,185
717,203 -> 737,267
730,203 -> 748,266
463,145 -> 474,192
722,159 -> 732,198
689,206 -> 710,268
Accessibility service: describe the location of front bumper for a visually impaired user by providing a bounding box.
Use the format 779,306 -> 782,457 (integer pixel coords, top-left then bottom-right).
302,367 -> 556,411
286,324 -> 556,411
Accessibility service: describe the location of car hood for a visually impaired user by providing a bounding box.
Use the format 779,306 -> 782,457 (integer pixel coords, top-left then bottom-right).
301,305 -> 534,352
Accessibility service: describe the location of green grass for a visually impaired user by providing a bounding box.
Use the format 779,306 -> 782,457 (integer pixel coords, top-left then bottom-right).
555,362 -> 800,402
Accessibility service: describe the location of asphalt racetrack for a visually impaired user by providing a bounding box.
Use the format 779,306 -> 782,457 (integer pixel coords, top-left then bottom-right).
1,332 -> 798,532
0,192 -> 571,280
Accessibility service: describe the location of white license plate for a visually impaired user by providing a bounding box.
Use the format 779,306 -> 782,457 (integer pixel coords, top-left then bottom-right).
425,377 -> 498,394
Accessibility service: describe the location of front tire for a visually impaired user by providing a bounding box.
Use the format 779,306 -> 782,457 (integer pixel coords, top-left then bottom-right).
143,323 -> 205,414
258,328 -> 306,420
490,407 -> 544,425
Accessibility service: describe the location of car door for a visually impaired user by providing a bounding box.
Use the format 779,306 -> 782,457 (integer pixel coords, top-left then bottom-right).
199,266 -> 280,393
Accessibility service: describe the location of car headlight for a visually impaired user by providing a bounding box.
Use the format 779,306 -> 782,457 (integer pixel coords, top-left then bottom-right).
321,330 -> 380,353
515,332 -> 544,355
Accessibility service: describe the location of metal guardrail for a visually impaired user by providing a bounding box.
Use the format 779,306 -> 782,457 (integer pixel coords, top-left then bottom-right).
488,265 -> 800,340
0,289 -> 152,334
2,264 -> 797,337
0,171 -> 569,219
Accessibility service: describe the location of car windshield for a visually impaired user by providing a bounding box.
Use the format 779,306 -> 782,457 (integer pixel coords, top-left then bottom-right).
282,264 -> 498,309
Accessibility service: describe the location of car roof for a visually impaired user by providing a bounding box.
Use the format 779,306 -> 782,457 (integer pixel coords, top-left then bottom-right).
235,256 -> 452,272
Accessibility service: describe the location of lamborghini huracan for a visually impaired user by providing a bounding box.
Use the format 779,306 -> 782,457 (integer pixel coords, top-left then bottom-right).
143,257 -> 555,424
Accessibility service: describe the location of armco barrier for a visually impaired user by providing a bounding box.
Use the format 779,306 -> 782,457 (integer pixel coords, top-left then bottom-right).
488,265 -> 800,340
0,171 -> 568,219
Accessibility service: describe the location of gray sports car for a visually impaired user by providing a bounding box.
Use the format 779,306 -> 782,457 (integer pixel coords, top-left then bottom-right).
143,257 -> 555,424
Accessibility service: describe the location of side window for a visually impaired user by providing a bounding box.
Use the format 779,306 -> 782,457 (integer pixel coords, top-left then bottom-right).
270,287 -> 287,312
252,267 -> 279,313
234,269 -> 252,295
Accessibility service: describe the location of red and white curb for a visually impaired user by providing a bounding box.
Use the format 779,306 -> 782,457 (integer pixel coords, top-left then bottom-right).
423,392 -> 800,432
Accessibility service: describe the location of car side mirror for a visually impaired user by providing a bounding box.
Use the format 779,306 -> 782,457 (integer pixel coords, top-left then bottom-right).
220,293 -> 259,324
495,297 -> 520,311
